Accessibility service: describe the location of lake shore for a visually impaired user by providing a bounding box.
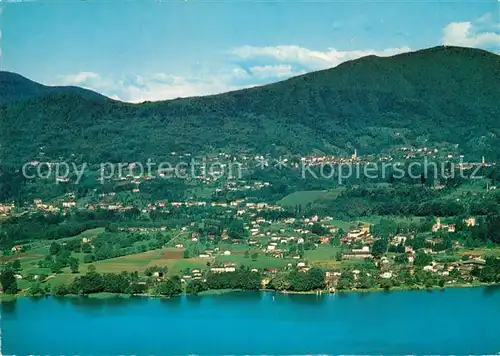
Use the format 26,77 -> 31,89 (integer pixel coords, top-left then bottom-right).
2,281 -> 497,302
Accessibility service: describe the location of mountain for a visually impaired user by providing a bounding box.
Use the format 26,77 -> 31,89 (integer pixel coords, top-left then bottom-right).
1,46 -> 499,166
0,71 -> 107,104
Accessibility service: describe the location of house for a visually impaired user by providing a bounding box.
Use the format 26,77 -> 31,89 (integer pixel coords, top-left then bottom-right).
423,265 -> 435,272
153,271 -> 165,278
432,217 -> 456,233
11,245 -> 23,253
342,246 -> 372,260
391,235 -> 407,245
261,278 -> 271,287
223,250 -> 231,256
320,237 -> 331,244
380,272 -> 392,279
0,204 -> 13,215
297,262 -> 306,268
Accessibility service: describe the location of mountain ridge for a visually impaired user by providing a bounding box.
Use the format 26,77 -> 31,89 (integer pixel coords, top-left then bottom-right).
0,71 -> 108,104
1,45 -> 499,165
2,45 -> 497,105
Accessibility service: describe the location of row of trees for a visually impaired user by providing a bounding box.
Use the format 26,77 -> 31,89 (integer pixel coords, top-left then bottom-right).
268,268 -> 326,292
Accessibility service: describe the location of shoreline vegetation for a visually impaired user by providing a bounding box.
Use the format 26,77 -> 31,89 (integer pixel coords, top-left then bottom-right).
1,282 -> 497,302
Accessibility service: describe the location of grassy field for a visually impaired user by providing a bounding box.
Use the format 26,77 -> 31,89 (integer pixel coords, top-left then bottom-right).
216,253 -> 295,269
359,215 -> 425,226
304,245 -> 342,261
90,249 -> 209,275
277,190 -> 328,207
456,247 -> 500,258
76,227 -> 106,239
329,219 -> 358,231
441,179 -> 490,199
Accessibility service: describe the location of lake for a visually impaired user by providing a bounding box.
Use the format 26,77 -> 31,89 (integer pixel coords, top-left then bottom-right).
1,286 -> 499,355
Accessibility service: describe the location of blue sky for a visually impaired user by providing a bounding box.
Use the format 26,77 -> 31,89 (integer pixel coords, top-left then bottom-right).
1,0 -> 499,102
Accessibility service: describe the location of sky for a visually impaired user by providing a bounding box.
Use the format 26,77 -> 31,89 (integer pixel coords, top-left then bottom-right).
1,0 -> 499,102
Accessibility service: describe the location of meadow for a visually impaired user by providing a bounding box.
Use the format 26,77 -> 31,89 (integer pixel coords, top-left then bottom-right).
277,190 -> 328,207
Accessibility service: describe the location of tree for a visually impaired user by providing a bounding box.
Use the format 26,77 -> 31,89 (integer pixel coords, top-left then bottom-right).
83,254 -> 94,263
479,257 -> 500,283
335,251 -> 343,261
82,243 -> 92,253
308,268 -> 326,290
155,277 -> 182,297
183,249 -> 190,259
103,273 -> 130,293
0,269 -> 18,294
414,252 -> 433,267
49,242 -> 61,255
186,279 -> 207,295
87,264 -> 96,273
379,278 -> 393,290
50,259 -> 64,274
394,254 -> 409,264
269,272 -> 292,291
76,271 -> 105,294
52,283 -> 69,296
227,219 -> 248,239
372,239 -> 388,258
69,257 -> 79,273
12,259 -> 21,272
28,282 -> 45,296
358,274 -> 375,289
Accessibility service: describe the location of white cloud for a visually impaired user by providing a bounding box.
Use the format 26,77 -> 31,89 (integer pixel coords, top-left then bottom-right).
60,72 -> 101,86
442,14 -> 500,49
57,45 -> 415,102
57,71 -> 245,103
229,45 -> 412,71
248,65 -> 305,79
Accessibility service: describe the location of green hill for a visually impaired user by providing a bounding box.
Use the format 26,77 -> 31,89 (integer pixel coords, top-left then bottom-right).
1,46 -> 499,165
0,71 -> 107,105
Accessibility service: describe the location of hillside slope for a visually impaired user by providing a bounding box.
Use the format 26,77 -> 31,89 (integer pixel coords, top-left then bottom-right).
1,46 -> 499,165
0,71 -> 107,104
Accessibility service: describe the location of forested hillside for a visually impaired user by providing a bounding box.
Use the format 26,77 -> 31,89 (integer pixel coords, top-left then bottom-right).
1,46 -> 499,165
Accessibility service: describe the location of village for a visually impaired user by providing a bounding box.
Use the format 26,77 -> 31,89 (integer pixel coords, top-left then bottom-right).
2,188 -> 496,295
1,147 -> 499,296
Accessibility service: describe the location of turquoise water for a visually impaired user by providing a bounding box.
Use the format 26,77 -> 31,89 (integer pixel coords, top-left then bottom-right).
1,287 -> 499,355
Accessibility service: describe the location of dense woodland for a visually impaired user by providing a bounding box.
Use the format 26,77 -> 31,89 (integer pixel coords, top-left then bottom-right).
1,46 -> 499,168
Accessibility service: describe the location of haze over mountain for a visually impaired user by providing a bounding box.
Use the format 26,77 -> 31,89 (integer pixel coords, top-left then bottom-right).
1,46 -> 499,166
